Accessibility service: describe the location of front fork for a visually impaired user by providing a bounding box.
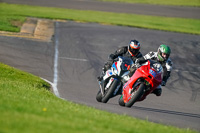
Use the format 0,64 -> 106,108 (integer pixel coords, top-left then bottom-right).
99,77 -> 121,97
99,77 -> 114,96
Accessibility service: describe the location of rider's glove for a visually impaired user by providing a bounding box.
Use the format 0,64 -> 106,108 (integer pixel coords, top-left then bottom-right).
134,59 -> 141,68
134,63 -> 141,68
129,63 -> 140,73
129,66 -> 135,73
135,59 -> 139,64
161,81 -> 166,86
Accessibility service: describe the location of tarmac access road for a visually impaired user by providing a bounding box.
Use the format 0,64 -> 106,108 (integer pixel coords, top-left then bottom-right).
0,0 -> 200,131
1,0 -> 200,19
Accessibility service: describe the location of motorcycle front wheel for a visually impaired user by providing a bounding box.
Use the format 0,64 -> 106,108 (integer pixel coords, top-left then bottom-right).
118,95 -> 125,106
96,90 -> 102,102
101,79 -> 119,103
125,83 -> 145,108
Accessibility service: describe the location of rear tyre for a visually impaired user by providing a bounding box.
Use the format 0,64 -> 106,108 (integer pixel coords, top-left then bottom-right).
118,95 -> 125,106
102,79 -> 119,103
125,83 -> 145,108
96,90 -> 102,102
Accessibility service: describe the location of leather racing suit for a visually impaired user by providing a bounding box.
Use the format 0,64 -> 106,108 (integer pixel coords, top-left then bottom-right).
135,51 -> 173,96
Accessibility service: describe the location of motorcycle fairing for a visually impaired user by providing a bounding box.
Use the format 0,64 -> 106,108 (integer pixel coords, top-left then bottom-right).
122,60 -> 162,103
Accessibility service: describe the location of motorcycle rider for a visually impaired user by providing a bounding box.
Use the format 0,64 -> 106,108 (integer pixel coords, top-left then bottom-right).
134,44 -> 172,96
97,39 -> 143,81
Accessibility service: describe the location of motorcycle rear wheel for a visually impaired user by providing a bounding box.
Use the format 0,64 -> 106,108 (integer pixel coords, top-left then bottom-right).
102,79 -> 119,103
125,83 -> 145,108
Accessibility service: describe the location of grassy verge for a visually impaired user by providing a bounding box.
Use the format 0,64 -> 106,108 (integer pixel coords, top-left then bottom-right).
100,0 -> 200,7
0,3 -> 200,34
0,63 -> 197,133
0,15 -> 25,32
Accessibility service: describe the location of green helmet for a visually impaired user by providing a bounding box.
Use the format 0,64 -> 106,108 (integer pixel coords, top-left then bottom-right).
157,44 -> 171,62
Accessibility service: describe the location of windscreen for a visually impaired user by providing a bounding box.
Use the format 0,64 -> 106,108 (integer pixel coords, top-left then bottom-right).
120,56 -> 134,71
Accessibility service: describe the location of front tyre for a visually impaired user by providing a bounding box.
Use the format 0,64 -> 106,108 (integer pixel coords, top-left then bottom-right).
101,79 -> 119,103
118,95 -> 125,106
96,90 -> 102,102
125,83 -> 145,108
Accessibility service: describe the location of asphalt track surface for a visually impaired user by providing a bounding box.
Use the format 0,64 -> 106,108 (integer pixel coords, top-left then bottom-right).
0,0 -> 200,131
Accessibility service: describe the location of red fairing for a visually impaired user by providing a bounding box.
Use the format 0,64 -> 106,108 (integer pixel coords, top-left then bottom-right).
122,60 -> 162,103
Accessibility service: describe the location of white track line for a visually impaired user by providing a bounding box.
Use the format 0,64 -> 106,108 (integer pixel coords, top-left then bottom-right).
59,57 -> 88,62
52,22 -> 60,97
41,78 -> 67,100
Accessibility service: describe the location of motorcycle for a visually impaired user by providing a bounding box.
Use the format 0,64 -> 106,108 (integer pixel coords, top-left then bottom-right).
119,60 -> 163,107
96,56 -> 134,103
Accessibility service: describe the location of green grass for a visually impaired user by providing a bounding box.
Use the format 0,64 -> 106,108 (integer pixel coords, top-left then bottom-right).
0,63 -> 198,133
0,3 -> 200,34
100,0 -> 200,7
0,14 -> 25,32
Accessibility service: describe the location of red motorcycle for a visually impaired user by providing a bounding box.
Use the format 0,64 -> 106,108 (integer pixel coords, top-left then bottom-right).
119,60 -> 163,107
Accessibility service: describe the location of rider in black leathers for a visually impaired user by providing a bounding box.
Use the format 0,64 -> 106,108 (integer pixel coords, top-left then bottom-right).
97,40 -> 143,81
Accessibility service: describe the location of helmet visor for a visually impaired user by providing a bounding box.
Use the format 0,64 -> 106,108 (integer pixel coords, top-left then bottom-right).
130,48 -> 139,55
162,53 -> 169,60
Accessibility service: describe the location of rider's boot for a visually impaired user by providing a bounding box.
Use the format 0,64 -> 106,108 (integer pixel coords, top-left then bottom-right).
97,67 -> 107,81
97,76 -> 103,81
97,61 -> 113,81
152,87 -> 162,96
